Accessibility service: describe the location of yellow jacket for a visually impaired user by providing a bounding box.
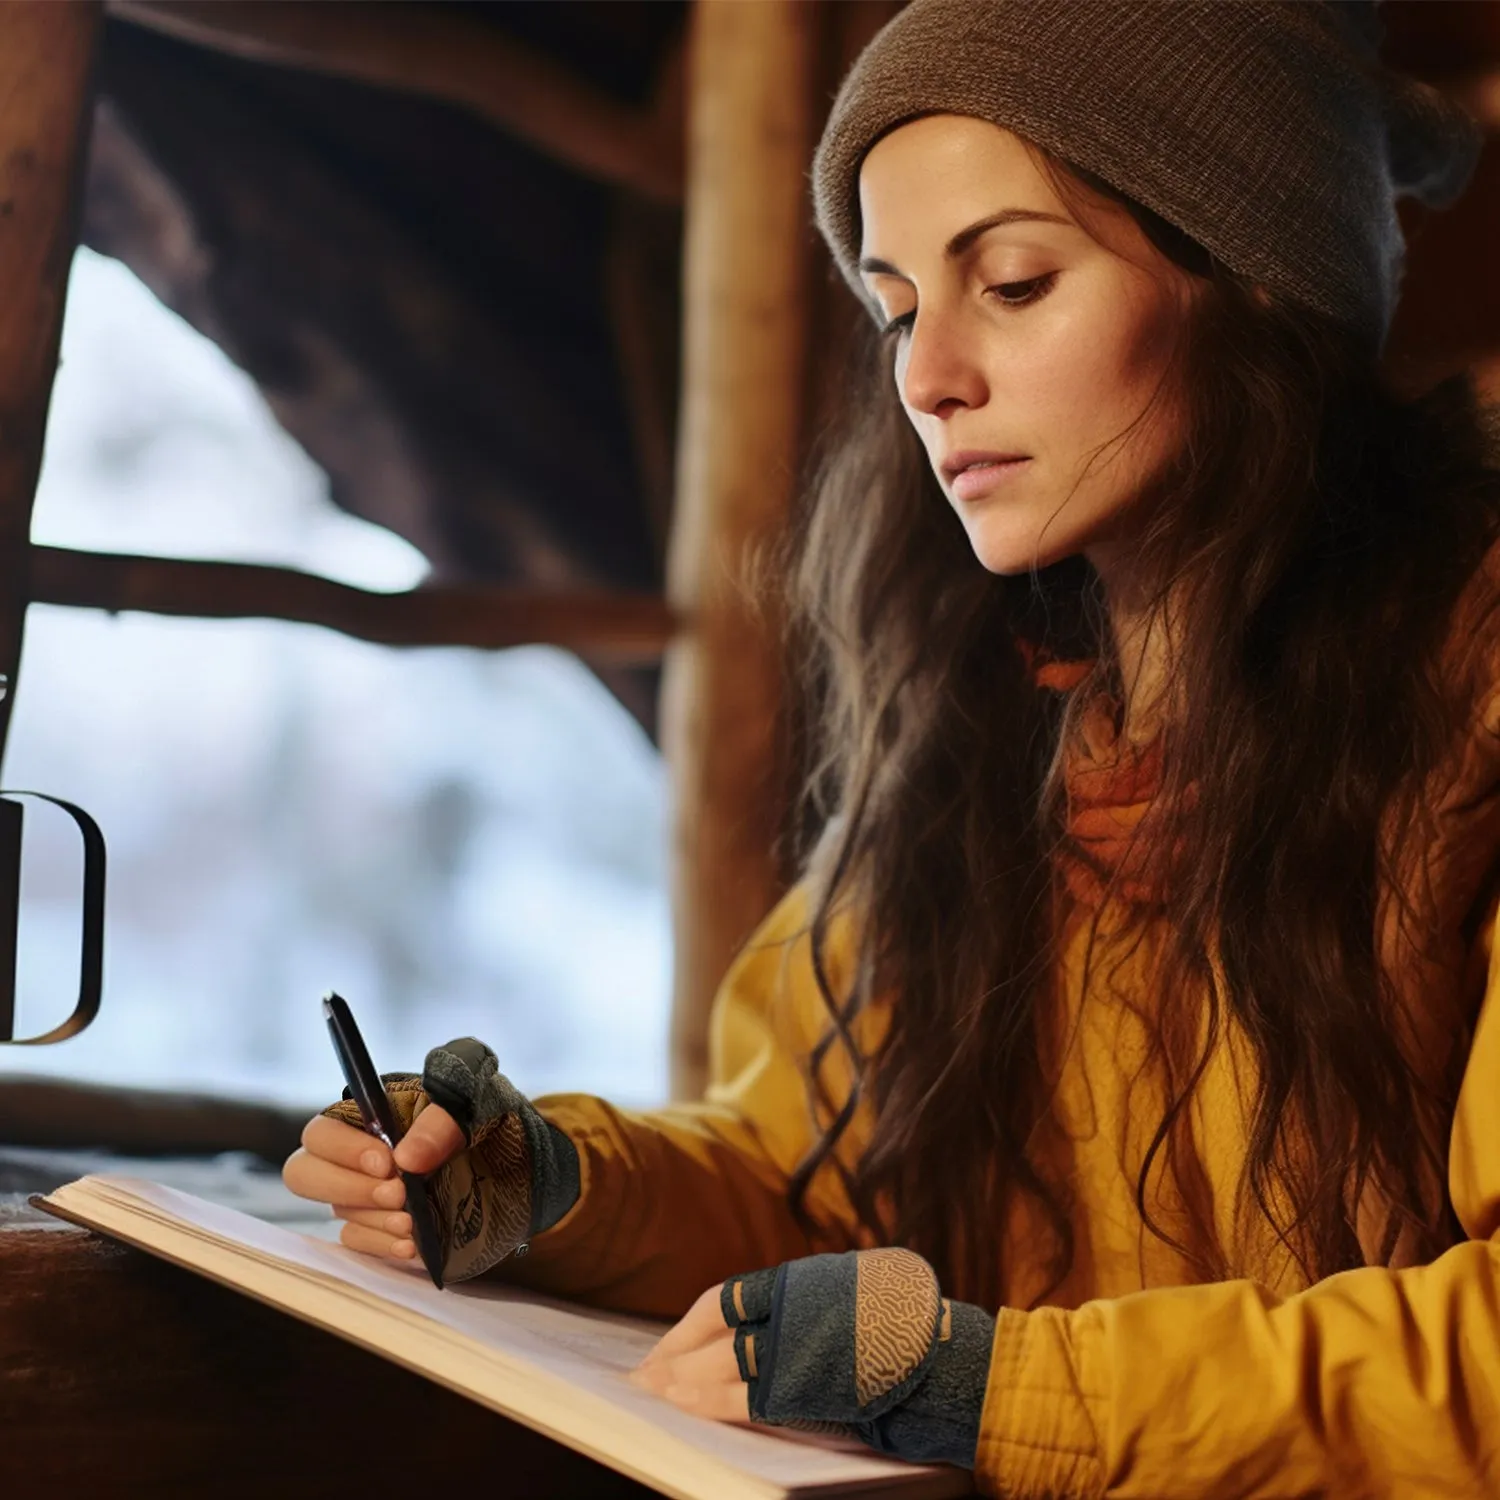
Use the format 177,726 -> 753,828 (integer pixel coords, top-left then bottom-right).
504,567 -> 1500,1496
507,883 -> 1500,1496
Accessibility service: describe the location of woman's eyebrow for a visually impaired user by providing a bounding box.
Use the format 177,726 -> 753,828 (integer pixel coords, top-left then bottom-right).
858,206 -> 1073,277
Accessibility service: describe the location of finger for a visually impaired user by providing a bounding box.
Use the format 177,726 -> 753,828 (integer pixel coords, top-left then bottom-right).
283,1148 -> 409,1210
332,1206 -> 414,1237
338,1219 -> 417,1261
661,1378 -> 753,1426
633,1329 -> 739,1396
636,1284 -> 730,1370
393,1103 -> 465,1175
301,1113 -> 394,1178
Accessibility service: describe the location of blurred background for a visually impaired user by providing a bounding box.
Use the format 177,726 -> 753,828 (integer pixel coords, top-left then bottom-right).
6,247 -> 671,1110
0,0 -> 1494,1141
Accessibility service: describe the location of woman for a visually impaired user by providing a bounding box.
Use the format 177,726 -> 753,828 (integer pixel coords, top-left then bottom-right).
284,2 -> 1500,1492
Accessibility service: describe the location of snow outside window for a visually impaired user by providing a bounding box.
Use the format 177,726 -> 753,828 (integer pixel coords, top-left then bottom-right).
2,248 -> 671,1112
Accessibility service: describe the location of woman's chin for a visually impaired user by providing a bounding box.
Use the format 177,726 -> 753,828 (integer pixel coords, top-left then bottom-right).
964,525 -> 1081,577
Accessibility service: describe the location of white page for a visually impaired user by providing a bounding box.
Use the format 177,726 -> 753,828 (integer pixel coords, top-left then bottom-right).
51,1175 -> 974,1500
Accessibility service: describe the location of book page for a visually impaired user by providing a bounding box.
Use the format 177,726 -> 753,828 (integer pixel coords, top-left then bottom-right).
45,1175 -> 973,1500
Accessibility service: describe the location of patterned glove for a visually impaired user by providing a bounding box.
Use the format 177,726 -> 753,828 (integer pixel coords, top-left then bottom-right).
322,1036 -> 580,1284
720,1248 -> 995,1469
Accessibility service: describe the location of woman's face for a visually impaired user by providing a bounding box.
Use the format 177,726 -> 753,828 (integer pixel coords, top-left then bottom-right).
857,115 -> 1199,582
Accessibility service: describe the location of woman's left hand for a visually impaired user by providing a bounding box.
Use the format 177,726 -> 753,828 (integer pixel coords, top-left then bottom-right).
629,1247 -> 994,1469
628,1281 -> 754,1425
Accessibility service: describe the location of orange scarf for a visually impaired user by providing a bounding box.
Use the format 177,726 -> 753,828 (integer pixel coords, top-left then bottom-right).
1018,637 -> 1169,907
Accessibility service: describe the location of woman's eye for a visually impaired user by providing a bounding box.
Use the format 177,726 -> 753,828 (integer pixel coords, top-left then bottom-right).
986,272 -> 1058,308
880,309 -> 915,341
880,273 -> 1058,341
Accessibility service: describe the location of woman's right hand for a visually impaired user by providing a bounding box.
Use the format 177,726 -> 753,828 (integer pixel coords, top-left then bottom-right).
282,1098 -> 466,1265
282,1037 -> 579,1283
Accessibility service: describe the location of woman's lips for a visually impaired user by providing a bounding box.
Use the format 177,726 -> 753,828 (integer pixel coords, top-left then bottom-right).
950,458 -> 1032,503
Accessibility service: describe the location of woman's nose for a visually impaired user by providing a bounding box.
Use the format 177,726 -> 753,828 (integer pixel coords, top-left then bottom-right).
899,309 -> 989,417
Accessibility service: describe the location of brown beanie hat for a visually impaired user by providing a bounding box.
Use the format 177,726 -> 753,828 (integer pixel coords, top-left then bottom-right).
811,0 -> 1483,354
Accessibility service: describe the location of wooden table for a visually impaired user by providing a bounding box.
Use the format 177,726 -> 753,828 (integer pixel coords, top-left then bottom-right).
1,1201 -> 658,1498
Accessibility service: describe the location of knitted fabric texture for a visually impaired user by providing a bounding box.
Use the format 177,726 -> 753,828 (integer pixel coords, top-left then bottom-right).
811,0 -> 1483,353
325,1040 -> 581,1283
1019,640 -> 1173,909
721,1249 -> 995,1468
422,1037 -> 581,1243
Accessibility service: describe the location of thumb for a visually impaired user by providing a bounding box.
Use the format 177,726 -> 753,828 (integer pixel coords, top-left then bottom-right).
393,1102 -> 465,1174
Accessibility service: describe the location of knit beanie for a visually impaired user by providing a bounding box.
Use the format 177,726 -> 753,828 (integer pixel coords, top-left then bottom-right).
811,0 -> 1484,355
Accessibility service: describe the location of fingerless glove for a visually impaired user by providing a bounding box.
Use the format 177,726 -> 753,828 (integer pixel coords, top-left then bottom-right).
322,1035 -> 580,1283
721,1247 -> 994,1468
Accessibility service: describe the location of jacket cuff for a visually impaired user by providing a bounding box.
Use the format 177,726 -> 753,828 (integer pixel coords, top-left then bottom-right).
977,1304 -> 1109,1499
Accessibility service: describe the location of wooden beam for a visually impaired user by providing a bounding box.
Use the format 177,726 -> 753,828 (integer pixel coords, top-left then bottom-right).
27,546 -> 677,662
108,0 -> 684,204
0,2 -> 103,763
660,2 -> 814,1100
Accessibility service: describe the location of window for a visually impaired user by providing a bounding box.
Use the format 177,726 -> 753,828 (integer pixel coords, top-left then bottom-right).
4,249 -> 670,1110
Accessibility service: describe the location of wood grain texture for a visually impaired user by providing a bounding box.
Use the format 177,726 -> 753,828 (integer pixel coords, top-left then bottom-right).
0,0 -> 102,758
660,0 -> 815,1099
0,1221 -> 657,1498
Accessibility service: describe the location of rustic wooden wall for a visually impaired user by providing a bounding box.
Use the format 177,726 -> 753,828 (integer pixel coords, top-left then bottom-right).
81,3 -> 686,733
0,0 -> 1494,1120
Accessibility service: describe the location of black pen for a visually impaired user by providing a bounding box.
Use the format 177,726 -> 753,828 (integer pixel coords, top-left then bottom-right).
322,990 -> 447,1291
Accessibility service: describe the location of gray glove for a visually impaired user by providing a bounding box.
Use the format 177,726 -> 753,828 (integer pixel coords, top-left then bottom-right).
323,1036 -> 580,1284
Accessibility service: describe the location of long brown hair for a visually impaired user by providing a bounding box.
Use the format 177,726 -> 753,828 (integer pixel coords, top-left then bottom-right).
779,140 -> 1500,1312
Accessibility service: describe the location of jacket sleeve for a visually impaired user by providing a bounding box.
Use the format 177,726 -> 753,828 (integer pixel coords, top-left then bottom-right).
491,883 -> 871,1320
972,894 -> 1500,1500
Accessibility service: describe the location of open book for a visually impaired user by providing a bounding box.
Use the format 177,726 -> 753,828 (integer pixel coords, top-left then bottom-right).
37,1175 -> 974,1500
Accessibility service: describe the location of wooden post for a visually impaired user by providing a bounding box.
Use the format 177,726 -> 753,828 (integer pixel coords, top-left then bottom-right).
661,1 -> 813,1100
0,1 -> 103,762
